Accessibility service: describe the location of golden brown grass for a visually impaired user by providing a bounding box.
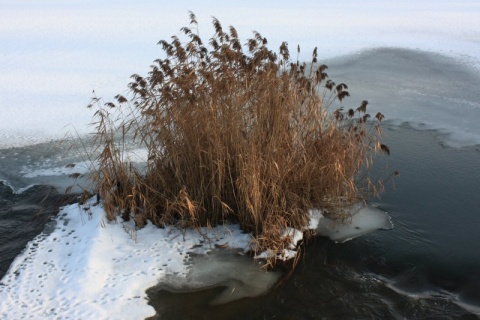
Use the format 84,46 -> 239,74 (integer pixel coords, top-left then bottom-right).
87,13 -> 390,266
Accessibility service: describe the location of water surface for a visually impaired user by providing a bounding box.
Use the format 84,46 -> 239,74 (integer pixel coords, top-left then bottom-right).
146,125 -> 480,319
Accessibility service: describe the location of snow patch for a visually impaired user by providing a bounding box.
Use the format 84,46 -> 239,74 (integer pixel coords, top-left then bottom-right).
0,197 -> 274,318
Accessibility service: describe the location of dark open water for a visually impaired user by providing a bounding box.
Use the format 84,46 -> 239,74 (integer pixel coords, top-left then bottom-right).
146,125 -> 480,320
1,48 -> 480,319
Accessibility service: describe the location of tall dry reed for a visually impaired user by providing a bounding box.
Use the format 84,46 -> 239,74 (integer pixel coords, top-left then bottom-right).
88,13 -> 390,265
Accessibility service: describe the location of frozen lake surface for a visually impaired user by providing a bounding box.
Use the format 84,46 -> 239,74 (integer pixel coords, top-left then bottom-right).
1,0 -> 479,148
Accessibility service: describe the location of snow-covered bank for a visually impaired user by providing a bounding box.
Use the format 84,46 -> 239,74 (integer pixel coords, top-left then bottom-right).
0,195 -> 392,318
0,197 -> 253,319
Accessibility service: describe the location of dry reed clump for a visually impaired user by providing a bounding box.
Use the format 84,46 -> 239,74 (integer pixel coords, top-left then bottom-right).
88,13 -> 390,266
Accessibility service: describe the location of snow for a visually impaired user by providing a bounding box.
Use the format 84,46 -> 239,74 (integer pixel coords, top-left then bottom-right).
0,197 -> 276,318
0,193 -> 392,318
254,227 -> 305,261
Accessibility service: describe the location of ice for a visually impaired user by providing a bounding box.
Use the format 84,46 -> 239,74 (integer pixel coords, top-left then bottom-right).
22,161 -> 91,178
159,250 -> 280,306
325,47 -> 480,148
1,0 -> 480,148
312,204 -> 393,243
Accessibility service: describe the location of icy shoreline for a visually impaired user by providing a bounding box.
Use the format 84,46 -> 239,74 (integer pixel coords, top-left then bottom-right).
0,197 -> 254,318
0,193 -> 392,319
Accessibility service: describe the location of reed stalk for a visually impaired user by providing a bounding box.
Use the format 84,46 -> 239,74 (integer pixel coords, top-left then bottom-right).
87,13 -> 390,266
